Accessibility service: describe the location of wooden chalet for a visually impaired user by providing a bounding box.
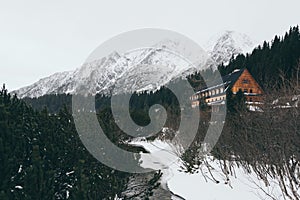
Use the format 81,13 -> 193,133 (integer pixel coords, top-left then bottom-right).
191,68 -> 264,110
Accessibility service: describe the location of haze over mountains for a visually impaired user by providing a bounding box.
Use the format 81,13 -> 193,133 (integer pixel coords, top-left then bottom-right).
14,31 -> 256,98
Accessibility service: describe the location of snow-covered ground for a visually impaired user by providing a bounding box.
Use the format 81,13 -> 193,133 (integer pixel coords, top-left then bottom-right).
131,139 -> 285,200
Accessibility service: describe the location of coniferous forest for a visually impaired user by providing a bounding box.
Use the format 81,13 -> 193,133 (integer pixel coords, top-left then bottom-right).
0,87 -> 133,199
1,26 -> 300,199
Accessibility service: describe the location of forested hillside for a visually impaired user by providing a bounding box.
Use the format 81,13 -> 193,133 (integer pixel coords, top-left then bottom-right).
219,26 -> 300,89
0,86 -> 131,199
188,26 -> 300,91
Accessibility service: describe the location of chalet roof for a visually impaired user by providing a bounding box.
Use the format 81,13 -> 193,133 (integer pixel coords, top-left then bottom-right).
197,68 -> 245,93
222,68 -> 245,89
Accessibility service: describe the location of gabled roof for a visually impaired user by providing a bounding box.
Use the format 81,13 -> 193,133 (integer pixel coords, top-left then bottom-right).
222,68 -> 245,89
197,68 -> 245,93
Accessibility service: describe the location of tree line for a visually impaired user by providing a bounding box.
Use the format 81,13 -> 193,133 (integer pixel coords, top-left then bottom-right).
2,25 -> 300,199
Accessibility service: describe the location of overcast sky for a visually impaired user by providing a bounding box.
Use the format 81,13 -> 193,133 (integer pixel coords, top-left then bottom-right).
1,0 -> 299,90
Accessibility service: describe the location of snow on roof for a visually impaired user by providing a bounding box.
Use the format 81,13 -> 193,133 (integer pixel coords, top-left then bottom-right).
194,68 -> 246,95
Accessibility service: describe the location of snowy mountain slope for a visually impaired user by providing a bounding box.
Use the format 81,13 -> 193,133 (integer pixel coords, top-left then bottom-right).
114,48 -> 196,94
15,70 -> 75,98
13,31 -> 256,98
13,41 -> 205,98
69,51 -> 129,95
205,31 -> 256,66
14,52 -> 126,98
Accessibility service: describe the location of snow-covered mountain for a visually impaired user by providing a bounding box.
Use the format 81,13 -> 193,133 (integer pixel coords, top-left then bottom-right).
14,41 -> 204,98
13,31 -> 257,98
205,31 -> 256,66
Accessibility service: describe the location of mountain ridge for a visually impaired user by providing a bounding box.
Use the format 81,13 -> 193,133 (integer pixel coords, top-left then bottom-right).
13,31 -> 257,98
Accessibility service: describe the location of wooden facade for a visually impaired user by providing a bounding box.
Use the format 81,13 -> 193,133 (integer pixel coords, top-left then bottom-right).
230,69 -> 263,102
191,68 -> 264,109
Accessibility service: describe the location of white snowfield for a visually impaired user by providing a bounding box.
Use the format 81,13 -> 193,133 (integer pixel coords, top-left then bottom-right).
130,139 -> 285,200
13,31 -> 257,98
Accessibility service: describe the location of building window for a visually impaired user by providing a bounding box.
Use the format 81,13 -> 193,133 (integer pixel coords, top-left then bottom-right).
249,98 -> 253,102
244,89 -> 248,93
250,89 -> 253,93
220,88 -> 224,93
242,79 -> 249,84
